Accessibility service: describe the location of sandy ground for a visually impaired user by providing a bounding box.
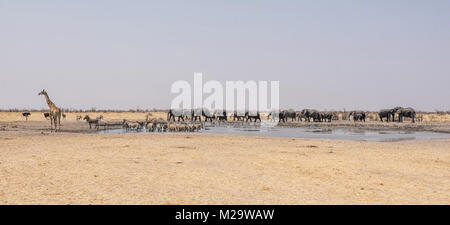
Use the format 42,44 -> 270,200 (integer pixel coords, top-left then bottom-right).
0,130 -> 449,205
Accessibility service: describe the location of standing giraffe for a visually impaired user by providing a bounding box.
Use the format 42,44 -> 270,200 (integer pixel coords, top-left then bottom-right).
38,89 -> 62,131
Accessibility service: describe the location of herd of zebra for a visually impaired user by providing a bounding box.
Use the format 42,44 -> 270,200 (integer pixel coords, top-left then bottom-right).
122,119 -> 203,132
166,106 -> 418,123
80,114 -> 204,132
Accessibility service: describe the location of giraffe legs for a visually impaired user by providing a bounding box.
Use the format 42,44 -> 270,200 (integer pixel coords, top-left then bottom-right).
53,116 -> 56,132
50,115 -> 54,132
57,114 -> 61,131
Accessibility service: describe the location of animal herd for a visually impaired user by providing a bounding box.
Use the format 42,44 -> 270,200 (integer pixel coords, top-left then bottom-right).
22,106 -> 418,133
378,107 -> 416,123
164,107 -> 418,124
32,90 -> 419,133
123,119 -> 203,132
75,114 -> 204,133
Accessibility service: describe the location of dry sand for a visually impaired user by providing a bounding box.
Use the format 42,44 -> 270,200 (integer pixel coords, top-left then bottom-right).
0,130 -> 449,205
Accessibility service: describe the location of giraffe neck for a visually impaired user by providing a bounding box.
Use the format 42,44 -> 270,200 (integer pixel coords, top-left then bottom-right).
44,93 -> 57,109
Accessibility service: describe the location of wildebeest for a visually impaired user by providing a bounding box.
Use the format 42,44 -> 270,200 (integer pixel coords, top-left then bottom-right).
395,107 -> 416,123
233,111 -> 246,121
202,109 -> 215,122
191,108 -> 202,121
245,111 -> 261,122
216,110 -> 228,121
83,115 -> 99,129
22,112 -> 31,121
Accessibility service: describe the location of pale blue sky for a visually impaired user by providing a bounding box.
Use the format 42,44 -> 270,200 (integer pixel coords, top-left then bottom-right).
1,0 -> 449,111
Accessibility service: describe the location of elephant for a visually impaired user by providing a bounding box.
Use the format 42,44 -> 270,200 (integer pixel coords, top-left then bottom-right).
284,110 -> 297,122
395,107 -> 416,123
299,109 -> 309,122
320,112 -> 333,122
295,111 -> 304,121
299,109 -> 318,122
267,110 -> 285,122
309,110 -> 322,122
379,109 -> 395,122
349,111 -> 366,122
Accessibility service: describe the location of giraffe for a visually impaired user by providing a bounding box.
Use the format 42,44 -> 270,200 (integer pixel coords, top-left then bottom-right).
38,89 -> 62,131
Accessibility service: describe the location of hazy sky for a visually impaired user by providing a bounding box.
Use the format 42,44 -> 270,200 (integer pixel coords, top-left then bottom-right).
1,0 -> 449,111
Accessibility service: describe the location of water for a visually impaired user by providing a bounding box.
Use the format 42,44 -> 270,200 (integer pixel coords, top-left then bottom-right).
97,126 -> 450,142
201,127 -> 450,142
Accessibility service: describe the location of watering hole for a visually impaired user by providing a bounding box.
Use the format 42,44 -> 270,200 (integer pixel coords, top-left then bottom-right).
97,125 -> 450,142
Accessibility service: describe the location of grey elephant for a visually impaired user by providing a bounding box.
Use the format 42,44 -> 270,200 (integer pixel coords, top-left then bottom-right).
299,109 -> 318,122
395,107 -> 416,123
379,109 -> 395,122
284,110 -> 297,122
320,112 -> 333,122
268,110 -> 287,123
349,110 -> 366,122
309,110 -> 322,122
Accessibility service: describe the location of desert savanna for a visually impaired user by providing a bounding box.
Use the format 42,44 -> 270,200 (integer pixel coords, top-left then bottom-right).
1,110 -> 449,204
